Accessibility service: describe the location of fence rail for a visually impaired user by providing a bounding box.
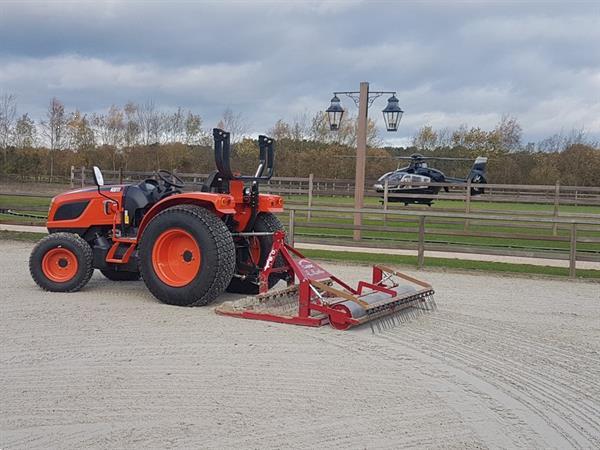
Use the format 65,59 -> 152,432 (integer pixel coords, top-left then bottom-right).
2,185 -> 599,277
66,166 -> 600,207
282,205 -> 600,278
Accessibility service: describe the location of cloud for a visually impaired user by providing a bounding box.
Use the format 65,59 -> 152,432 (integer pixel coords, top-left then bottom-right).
0,0 -> 598,144
0,55 -> 263,93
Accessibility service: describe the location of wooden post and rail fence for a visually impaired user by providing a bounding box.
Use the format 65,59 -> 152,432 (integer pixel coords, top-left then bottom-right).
67,166 -> 600,211
1,190 -> 599,278
283,205 -> 600,278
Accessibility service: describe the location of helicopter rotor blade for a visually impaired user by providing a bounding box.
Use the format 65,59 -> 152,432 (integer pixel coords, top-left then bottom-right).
423,156 -> 475,161
332,155 -> 477,161
332,155 -> 394,159
393,156 -> 475,161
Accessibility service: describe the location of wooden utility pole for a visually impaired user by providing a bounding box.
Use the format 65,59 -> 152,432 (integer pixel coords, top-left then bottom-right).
327,82 -> 401,239
353,82 -> 369,241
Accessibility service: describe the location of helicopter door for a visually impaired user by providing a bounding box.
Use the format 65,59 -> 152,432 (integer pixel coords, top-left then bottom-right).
400,174 -> 431,189
387,173 -> 404,188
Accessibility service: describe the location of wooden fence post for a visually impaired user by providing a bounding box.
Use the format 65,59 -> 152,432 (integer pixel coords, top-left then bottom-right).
288,209 -> 295,247
383,179 -> 389,225
569,223 -> 577,278
464,180 -> 472,230
307,173 -> 314,222
70,165 -> 75,188
552,181 -> 560,236
80,166 -> 85,187
417,216 -> 425,269
119,168 -> 123,184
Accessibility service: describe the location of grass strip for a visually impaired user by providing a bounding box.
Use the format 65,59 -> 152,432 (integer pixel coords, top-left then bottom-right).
300,248 -> 600,280
0,230 -> 47,242
2,230 -> 597,279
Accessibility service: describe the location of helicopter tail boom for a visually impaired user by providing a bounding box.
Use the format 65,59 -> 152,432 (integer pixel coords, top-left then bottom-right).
468,156 -> 487,177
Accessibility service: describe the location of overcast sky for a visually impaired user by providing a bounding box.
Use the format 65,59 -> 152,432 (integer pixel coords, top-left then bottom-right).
1,0 -> 599,146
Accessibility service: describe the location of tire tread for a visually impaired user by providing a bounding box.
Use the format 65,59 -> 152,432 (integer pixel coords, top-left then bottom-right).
139,205 -> 235,306
29,232 -> 94,292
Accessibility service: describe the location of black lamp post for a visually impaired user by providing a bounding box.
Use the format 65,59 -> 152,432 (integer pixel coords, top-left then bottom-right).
325,82 -> 404,240
382,95 -> 404,132
325,95 -> 344,131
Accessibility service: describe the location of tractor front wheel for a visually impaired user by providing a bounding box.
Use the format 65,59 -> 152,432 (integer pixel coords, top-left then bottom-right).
29,232 -> 94,292
138,205 -> 235,306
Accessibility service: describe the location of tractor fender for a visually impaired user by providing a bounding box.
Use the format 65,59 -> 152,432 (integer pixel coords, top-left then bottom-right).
137,192 -> 236,237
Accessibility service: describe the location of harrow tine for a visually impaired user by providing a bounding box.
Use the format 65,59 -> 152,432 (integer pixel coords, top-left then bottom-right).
366,293 -> 437,333
217,255 -> 436,333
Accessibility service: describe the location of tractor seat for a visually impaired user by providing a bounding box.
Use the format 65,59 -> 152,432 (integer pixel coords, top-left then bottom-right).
201,170 -> 225,193
123,181 -> 180,228
137,179 -> 162,203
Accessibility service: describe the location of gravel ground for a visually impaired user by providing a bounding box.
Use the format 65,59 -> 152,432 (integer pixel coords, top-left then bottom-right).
1,240 -> 599,449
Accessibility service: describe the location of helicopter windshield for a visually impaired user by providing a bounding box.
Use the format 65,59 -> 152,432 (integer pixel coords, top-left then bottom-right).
377,172 -> 394,182
378,172 -> 402,186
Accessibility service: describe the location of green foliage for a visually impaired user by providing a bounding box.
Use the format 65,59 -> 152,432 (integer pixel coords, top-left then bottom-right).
1,139 -> 599,186
300,248 -> 600,279
0,99 -> 599,185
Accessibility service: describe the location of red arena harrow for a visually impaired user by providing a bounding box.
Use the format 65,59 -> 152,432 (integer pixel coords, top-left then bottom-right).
216,230 -> 436,331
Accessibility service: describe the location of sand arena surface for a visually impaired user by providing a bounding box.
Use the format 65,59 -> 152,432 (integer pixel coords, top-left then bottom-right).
1,240 -> 599,449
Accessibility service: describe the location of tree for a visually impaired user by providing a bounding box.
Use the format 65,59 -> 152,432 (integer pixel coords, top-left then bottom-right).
91,105 -> 125,148
290,113 -> 310,141
217,108 -> 249,142
538,128 -> 591,152
309,112 -> 330,142
412,125 -> 438,151
308,112 -> 379,147
137,100 -> 162,145
165,107 -> 184,143
184,111 -> 205,145
123,101 -> 140,147
67,110 -> 95,152
269,119 -> 292,140
492,115 -> 522,152
0,93 -> 17,165
13,114 -> 37,148
40,97 -> 67,180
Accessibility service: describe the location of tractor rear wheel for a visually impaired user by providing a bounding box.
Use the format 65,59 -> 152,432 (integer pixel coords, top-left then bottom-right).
138,205 -> 235,306
100,269 -> 140,281
227,212 -> 286,295
29,232 -> 94,292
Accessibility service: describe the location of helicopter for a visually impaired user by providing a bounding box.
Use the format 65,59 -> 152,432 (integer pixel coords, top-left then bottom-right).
373,154 -> 487,205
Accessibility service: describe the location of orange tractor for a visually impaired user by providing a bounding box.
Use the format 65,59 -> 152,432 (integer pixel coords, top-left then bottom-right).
30,129 -> 435,330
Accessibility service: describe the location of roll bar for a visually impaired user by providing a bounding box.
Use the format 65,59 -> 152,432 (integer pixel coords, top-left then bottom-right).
212,128 -> 274,182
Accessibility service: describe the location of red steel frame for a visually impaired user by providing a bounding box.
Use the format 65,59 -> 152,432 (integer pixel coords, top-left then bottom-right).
217,230 -> 427,329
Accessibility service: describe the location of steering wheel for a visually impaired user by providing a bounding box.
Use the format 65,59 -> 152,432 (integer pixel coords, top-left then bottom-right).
157,170 -> 185,189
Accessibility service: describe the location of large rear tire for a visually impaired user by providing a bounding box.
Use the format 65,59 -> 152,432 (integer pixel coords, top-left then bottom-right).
227,213 -> 286,295
29,232 -> 94,292
138,205 -> 235,306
